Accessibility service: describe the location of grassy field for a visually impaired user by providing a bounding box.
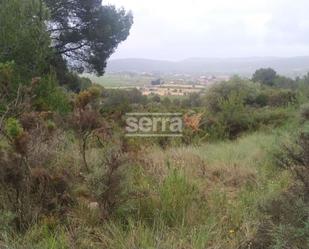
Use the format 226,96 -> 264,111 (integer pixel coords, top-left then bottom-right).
2,130 -> 297,249
85,73 -> 154,88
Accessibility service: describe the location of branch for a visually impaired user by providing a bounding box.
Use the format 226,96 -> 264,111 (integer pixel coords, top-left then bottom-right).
56,43 -> 88,54
47,26 -> 80,33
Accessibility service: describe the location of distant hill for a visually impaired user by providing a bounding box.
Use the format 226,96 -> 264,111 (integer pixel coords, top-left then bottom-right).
106,57 -> 309,76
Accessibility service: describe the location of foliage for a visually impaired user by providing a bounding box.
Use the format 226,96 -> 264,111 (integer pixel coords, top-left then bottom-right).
0,0 -> 133,89
0,0 -> 52,81
1,1 -> 309,247
252,68 -> 277,86
300,103 -> 309,121
5,118 -> 23,138
274,75 -> 296,89
45,0 -> 133,75
0,120 -> 72,231
0,62 -> 16,102
249,186 -> 309,249
151,78 -> 163,85
266,88 -> 297,107
86,145 -> 128,220
33,74 -> 72,114
181,93 -> 203,108
275,123 -> 309,198
204,76 -> 259,113
101,89 -> 147,119
70,88 -> 106,171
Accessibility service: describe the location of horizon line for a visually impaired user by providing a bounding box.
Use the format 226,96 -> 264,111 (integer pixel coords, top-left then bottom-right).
109,55 -> 309,62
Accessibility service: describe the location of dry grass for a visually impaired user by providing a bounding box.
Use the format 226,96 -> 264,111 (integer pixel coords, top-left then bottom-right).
139,132 -> 274,194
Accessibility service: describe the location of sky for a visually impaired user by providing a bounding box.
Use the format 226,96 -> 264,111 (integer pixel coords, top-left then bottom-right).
106,0 -> 309,60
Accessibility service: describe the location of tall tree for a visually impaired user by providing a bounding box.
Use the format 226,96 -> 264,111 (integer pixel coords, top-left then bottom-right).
0,0 -> 52,81
252,68 -> 277,86
45,0 -> 133,76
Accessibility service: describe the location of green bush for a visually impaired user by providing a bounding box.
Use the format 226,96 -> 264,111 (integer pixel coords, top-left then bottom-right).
254,92 -> 269,107
275,123 -> 309,197
5,118 -> 23,138
33,74 -> 72,114
0,62 -> 20,112
203,92 -> 255,140
204,76 -> 260,113
0,0 -> 52,82
251,108 -> 290,128
300,103 -> 309,121
266,89 -> 297,107
252,68 -> 277,86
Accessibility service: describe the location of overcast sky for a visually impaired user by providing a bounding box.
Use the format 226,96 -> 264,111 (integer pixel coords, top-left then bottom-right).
106,0 -> 309,60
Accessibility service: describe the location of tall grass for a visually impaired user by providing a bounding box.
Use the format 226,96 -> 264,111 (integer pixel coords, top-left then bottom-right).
0,131 -> 294,249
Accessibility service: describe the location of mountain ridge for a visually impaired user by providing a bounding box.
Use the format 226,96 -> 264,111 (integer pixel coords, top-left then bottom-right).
106,56 -> 309,76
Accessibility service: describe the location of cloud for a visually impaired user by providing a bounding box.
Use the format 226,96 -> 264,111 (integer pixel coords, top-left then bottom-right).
106,0 -> 309,60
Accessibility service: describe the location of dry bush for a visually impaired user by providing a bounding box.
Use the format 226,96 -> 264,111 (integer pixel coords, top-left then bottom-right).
0,148 -> 73,230
0,112 -> 73,230
69,88 -> 108,172
18,111 -> 65,167
70,109 -> 104,172
29,167 -> 72,213
84,143 -> 131,220
184,113 -> 203,132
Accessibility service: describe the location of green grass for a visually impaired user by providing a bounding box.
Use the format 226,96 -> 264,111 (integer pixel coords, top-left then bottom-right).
108,131 -> 292,248
84,73 -> 154,88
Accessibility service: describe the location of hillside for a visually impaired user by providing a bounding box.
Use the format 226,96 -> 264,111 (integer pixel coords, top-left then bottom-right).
1,0 -> 309,248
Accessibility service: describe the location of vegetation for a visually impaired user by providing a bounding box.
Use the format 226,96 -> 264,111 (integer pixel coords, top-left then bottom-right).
0,0 -> 309,248
252,68 -> 278,86
86,73 -> 155,88
0,0 -> 133,91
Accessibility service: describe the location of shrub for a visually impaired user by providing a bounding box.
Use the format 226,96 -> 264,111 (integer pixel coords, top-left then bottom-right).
254,92 -> 268,107
0,62 -> 15,95
204,76 -> 259,113
266,89 -> 296,107
20,112 -> 39,130
300,103 -> 309,121
5,118 -> 23,138
0,147 -> 73,231
33,74 -> 71,115
75,90 -> 93,109
251,108 -> 290,128
274,75 -> 296,89
101,89 -> 133,118
0,111 -> 74,231
275,124 -> 309,198
248,185 -> 309,249
0,62 -> 20,113
203,92 -> 255,140
71,89 -> 106,172
252,68 -> 277,86
86,146 -> 128,220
